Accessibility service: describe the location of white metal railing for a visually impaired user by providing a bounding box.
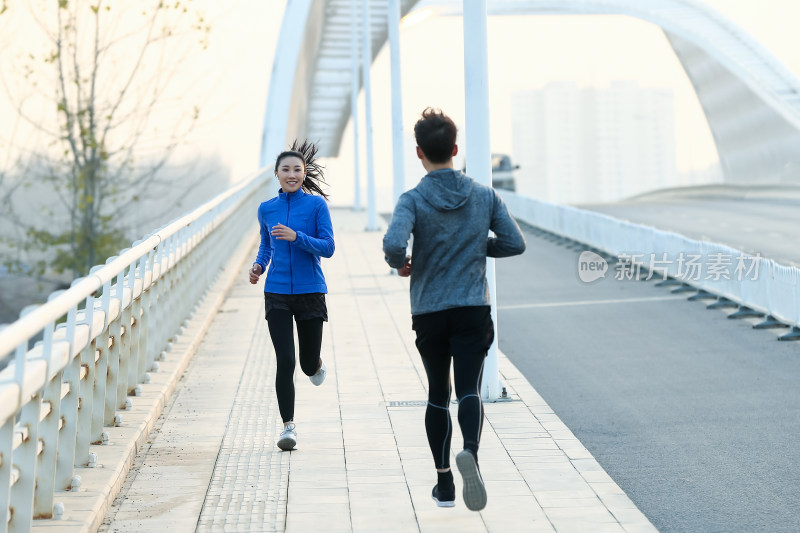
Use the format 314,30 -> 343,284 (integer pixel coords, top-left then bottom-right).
0,169 -> 268,532
499,190 -> 800,337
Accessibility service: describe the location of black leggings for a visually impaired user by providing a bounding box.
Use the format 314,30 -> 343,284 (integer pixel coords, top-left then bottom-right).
266,309 -> 323,423
412,306 -> 494,470
422,353 -> 485,469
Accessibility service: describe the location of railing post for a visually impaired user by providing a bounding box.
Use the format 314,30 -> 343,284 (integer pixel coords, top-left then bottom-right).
159,235 -> 171,354
140,248 -> 154,374
105,262 -> 124,425
128,244 -> 145,386
75,275 -> 97,462
10,395 -> 40,532
171,232 -> 182,344
55,289 -> 80,491
125,257 -> 139,394
33,294 -> 63,518
160,234 -> 175,357
159,234 -> 175,358
180,228 -> 192,332
145,240 -> 158,368
184,225 -> 200,320
92,265 -> 112,442
116,261 -> 133,403
0,417 -> 13,533
149,237 -> 165,365
33,380 -> 60,517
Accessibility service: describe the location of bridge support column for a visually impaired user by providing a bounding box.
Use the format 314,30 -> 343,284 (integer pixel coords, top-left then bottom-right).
463,0 -> 502,401
361,0 -> 378,230
388,0 -> 405,206
350,0 -> 362,211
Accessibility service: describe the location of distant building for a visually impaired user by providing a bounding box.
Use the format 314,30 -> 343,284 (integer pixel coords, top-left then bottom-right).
511,81 -> 677,204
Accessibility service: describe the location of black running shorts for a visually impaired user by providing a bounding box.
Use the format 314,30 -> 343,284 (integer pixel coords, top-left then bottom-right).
264,292 -> 328,322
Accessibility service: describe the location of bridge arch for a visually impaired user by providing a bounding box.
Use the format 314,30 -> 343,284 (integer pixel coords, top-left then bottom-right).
261,0 -> 800,185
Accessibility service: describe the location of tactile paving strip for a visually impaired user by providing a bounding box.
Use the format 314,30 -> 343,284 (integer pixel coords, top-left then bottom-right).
196,317 -> 289,533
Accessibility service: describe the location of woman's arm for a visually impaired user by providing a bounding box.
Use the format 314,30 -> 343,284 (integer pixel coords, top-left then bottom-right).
254,207 -> 273,272
292,201 -> 335,258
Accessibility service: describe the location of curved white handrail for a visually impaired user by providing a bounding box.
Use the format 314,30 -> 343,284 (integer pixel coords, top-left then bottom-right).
0,168 -> 269,531
0,173 -> 264,357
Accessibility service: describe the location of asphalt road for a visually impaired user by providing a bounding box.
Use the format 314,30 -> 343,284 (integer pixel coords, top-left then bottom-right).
496,224 -> 800,533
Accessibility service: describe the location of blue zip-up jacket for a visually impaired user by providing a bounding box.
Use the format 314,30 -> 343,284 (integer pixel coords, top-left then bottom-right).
254,189 -> 335,294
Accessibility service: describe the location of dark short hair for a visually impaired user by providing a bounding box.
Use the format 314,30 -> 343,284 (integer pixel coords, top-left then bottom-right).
414,107 -> 457,163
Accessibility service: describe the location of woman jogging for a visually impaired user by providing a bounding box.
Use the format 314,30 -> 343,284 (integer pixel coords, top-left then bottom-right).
248,140 -> 334,451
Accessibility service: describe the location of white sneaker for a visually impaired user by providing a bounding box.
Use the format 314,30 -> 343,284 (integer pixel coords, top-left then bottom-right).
277,423 -> 297,451
309,359 -> 326,386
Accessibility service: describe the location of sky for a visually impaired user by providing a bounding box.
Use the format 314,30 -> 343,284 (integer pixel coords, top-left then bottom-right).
2,0 -> 800,213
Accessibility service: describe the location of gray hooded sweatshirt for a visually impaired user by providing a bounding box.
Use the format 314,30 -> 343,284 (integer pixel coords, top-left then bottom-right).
383,168 -> 526,315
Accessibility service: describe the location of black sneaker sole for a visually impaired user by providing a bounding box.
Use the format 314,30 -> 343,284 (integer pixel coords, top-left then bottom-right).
456,450 -> 487,511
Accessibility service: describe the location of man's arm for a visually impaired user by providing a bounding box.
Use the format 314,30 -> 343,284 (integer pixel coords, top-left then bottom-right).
487,191 -> 526,258
383,194 -> 415,269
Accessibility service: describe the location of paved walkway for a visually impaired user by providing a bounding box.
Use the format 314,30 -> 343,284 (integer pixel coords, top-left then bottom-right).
97,209 -> 657,533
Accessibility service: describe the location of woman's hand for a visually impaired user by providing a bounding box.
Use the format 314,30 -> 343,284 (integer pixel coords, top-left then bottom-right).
271,223 -> 297,242
249,264 -> 263,284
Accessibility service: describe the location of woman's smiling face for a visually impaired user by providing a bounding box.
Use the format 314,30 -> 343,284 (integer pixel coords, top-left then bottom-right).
276,155 -> 305,193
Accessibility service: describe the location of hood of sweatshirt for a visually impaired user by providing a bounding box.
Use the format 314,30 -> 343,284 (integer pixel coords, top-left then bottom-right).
416,168 -> 473,211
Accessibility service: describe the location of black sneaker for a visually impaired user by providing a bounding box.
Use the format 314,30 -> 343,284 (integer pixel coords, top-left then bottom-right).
431,483 -> 456,508
456,450 -> 487,511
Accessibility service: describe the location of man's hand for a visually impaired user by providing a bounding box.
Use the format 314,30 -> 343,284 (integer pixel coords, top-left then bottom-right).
398,256 -> 411,277
271,223 -> 297,241
249,264 -> 263,284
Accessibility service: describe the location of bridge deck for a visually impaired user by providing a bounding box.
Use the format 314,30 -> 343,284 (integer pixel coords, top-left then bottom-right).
51,209 -> 656,533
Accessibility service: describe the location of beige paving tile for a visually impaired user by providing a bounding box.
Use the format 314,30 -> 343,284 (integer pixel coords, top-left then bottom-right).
62,210 -> 661,533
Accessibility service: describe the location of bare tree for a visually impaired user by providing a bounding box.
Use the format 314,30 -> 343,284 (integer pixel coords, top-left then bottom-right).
0,0 -> 211,278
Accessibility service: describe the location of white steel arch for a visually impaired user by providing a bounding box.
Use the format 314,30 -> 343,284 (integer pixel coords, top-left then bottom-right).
261,0 -> 800,185
259,0 -> 419,166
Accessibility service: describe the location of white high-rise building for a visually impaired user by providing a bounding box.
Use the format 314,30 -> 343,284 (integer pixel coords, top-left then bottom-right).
511,81 -> 677,204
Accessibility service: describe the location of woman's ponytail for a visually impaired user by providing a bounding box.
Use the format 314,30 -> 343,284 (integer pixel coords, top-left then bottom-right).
275,139 -> 329,200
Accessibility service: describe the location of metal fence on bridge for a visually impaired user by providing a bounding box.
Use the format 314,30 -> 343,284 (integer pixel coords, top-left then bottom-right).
500,190 -> 800,340
0,171 -> 267,532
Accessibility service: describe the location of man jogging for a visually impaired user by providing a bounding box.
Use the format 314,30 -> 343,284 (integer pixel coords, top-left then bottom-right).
382,108 -> 526,511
